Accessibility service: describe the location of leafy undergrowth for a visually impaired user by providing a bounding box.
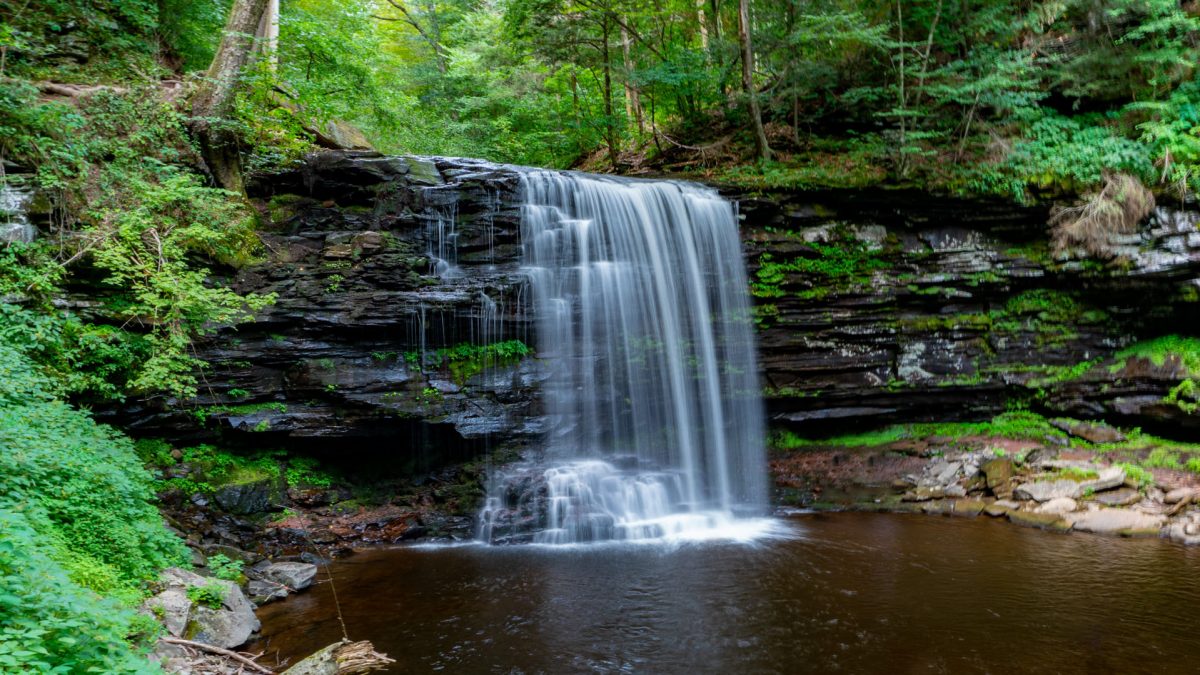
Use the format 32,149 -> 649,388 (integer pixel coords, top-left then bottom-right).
140,440 -> 337,497
0,343 -> 188,674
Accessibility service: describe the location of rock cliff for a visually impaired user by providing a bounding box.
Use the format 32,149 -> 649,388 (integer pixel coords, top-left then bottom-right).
106,151 -> 1200,463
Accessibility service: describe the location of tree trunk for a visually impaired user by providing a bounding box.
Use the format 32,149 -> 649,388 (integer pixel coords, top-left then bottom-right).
255,0 -> 280,70
895,0 -> 908,178
601,15 -> 620,170
737,0 -> 770,163
620,24 -> 644,136
192,0 -> 271,193
696,0 -> 709,51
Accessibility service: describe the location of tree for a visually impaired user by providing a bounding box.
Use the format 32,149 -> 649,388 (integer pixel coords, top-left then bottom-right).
190,0 -> 271,193
737,0 -> 770,162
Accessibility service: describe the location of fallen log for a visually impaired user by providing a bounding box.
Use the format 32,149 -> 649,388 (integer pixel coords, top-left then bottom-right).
281,640 -> 395,675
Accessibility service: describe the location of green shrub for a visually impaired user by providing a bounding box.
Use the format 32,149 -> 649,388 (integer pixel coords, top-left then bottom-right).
1119,463 -> 1156,488
205,554 -> 244,583
0,342 -> 186,673
285,456 -> 334,489
186,582 -> 226,611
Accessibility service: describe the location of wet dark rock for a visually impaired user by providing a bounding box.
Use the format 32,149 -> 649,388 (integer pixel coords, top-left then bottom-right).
96,152 -> 543,470
73,153 -> 1200,469
198,544 -> 263,566
247,579 -> 290,605
213,479 -> 276,515
737,190 -> 1200,434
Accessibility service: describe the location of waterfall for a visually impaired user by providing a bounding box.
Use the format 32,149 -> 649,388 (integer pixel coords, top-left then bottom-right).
479,171 -> 766,544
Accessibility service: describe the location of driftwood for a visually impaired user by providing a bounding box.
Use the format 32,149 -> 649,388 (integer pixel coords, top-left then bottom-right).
281,640 -> 395,675
160,637 -> 276,674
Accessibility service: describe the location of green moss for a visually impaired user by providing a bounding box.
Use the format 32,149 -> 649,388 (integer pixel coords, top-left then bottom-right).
1111,335 -> 1200,375
899,312 -> 992,332
409,340 -> 532,385
1118,463 -> 1155,488
751,233 -> 888,300
1058,466 -> 1099,481
771,411 -> 1065,450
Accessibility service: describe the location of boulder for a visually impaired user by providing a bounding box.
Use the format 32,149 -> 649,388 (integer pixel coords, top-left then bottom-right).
1080,466 -> 1126,494
248,579 -> 290,605
1067,509 -> 1165,536
260,561 -> 319,590
981,458 -> 1013,497
1049,419 -> 1126,444
189,602 -> 261,649
1014,479 -> 1080,502
902,486 -> 944,502
214,478 -> 275,515
315,119 -> 374,151
199,543 -> 263,566
148,567 -> 260,649
1007,510 -> 1071,532
951,499 -> 987,517
1037,498 -> 1078,516
142,586 -> 192,637
1092,487 -> 1142,507
1166,520 -> 1200,546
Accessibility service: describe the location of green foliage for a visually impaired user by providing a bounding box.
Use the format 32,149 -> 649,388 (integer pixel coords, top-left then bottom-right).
1118,462 -> 1156,488
0,84 -> 275,402
0,0 -> 164,81
0,511 -> 163,674
1113,335 -> 1200,374
0,342 -> 186,673
186,582 -> 226,610
752,234 -> 888,299
153,443 -> 336,495
772,411 -> 1065,450
990,113 -> 1156,200
1059,466 -> 1099,482
285,456 -> 334,489
411,340 -> 532,384
205,554 -> 244,582
1144,447 -> 1182,470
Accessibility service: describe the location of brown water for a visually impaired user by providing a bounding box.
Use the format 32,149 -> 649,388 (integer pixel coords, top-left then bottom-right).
254,513 -> 1200,674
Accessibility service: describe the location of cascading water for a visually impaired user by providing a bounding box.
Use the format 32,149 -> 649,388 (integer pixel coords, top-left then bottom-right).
479,171 -> 767,544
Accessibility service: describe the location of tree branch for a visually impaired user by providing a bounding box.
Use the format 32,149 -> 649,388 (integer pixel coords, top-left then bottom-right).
160,638 -> 275,674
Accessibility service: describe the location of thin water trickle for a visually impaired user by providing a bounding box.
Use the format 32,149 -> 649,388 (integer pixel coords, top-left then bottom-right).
480,172 -> 766,544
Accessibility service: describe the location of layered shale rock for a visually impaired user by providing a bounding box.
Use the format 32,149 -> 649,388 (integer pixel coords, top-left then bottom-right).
103,151 -> 543,465
734,188 -> 1200,433
92,154 -> 1200,465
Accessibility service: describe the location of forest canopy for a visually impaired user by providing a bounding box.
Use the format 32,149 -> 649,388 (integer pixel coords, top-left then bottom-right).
4,0 -> 1200,198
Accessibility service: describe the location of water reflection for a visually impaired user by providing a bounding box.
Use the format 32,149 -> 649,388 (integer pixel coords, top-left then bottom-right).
255,513 -> 1200,674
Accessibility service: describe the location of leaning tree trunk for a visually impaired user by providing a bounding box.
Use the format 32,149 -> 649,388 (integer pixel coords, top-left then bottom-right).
737,0 -> 771,163
255,0 -> 280,70
191,0 -> 271,193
